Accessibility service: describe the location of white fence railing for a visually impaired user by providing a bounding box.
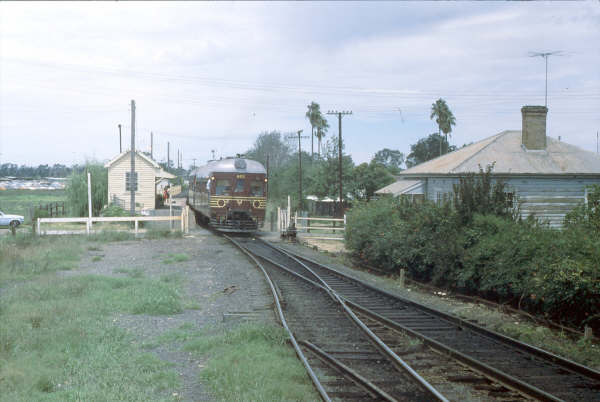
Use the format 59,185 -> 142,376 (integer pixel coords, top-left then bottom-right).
294,212 -> 345,241
37,207 -> 189,235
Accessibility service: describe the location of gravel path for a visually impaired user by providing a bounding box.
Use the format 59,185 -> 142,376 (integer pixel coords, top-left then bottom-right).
72,226 -> 276,402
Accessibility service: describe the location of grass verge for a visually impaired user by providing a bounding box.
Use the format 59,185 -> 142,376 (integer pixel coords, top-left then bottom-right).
0,233 -> 187,400
149,323 -> 318,401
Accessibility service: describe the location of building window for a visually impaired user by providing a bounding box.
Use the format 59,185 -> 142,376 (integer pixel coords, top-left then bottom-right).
125,172 -> 138,191
505,192 -> 514,208
436,192 -> 450,204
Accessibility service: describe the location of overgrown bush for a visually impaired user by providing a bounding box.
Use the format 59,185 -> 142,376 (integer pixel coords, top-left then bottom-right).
345,170 -> 600,329
453,163 -> 516,225
100,204 -> 129,217
564,184 -> 600,232
346,197 -> 462,283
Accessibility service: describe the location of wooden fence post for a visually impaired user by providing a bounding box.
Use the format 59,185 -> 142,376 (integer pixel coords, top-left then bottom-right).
399,269 -> 405,288
180,209 -> 185,233
277,207 -> 281,233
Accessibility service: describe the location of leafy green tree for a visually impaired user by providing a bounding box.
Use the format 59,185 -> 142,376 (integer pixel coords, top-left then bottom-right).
66,163 -> 108,217
307,137 -> 355,200
351,161 -> 395,201
372,148 -> 405,175
430,98 -> 456,156
406,133 -> 456,168
245,131 -> 292,170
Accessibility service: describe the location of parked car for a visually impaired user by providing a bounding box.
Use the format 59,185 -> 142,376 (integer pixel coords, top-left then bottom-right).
0,210 -> 25,228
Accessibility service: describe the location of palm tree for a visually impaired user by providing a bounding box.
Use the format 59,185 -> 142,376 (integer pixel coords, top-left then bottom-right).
305,102 -> 320,158
315,115 -> 329,158
430,98 -> 456,156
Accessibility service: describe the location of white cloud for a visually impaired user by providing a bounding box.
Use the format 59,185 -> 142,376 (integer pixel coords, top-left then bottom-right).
0,2 -> 598,166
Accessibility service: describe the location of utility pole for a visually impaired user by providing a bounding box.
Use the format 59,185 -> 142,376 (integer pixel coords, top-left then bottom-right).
327,110 -> 352,216
118,124 -> 122,153
192,158 -> 197,170
167,142 -> 170,171
287,130 -> 309,210
266,154 -> 269,199
211,149 -> 216,160
529,51 -> 564,107
150,132 -> 153,159
130,100 -> 136,216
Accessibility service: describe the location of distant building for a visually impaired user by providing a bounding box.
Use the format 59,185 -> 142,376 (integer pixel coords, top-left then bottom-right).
104,151 -> 176,211
376,106 -> 600,227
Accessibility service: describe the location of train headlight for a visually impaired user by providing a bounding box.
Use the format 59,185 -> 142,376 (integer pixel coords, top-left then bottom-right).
264,178 -> 268,182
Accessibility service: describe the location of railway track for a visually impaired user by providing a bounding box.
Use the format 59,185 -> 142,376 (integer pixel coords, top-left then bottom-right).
228,235 -> 447,401
244,238 -> 600,402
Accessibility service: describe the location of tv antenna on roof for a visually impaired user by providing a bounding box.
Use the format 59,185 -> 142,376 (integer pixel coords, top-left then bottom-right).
528,50 -> 564,107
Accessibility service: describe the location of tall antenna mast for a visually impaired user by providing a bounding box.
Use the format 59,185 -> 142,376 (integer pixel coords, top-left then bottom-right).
528,51 -> 564,107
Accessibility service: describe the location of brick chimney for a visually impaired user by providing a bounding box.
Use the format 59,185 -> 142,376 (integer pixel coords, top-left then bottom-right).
521,106 -> 548,150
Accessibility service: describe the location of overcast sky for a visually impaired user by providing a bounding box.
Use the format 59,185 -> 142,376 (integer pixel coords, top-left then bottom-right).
1,2 -> 599,168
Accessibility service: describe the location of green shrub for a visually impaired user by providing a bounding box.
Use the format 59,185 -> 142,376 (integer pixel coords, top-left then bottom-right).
564,184 -> 600,232
346,195 -> 600,329
452,163 -> 516,225
100,204 -> 129,217
346,197 -> 463,283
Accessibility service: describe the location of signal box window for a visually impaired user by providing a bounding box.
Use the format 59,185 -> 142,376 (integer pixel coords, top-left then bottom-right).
215,179 -> 231,195
234,179 -> 245,193
125,172 -> 138,191
250,181 -> 264,196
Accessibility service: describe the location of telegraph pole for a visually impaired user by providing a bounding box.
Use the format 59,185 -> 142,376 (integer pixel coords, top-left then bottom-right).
327,110 -> 352,216
118,124 -> 122,153
130,100 -> 136,216
167,142 -> 170,171
266,154 -> 269,199
287,130 -> 309,210
192,158 -> 197,170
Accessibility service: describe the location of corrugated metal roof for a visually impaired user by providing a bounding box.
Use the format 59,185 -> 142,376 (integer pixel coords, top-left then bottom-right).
375,179 -> 421,195
401,130 -> 600,175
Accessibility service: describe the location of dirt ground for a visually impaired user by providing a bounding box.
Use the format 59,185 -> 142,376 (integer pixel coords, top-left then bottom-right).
68,226 -> 276,402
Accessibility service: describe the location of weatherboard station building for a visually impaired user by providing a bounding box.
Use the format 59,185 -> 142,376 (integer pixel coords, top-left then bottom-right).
105,151 -> 176,211
376,106 -> 600,227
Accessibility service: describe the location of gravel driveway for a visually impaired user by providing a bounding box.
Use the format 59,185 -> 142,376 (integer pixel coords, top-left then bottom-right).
73,226 -> 276,401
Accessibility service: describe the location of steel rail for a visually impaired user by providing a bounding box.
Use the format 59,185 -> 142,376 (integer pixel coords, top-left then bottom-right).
346,298 -> 562,402
271,244 -> 600,401
299,340 -> 398,402
242,239 -> 448,402
223,235 -> 331,402
283,247 -> 600,381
